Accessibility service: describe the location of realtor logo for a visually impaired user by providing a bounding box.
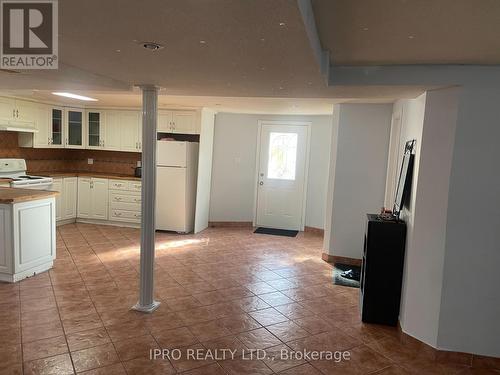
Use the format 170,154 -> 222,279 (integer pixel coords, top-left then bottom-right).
1,0 -> 58,69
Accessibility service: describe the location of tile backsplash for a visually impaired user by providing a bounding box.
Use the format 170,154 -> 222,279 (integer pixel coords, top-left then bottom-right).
0,131 -> 141,176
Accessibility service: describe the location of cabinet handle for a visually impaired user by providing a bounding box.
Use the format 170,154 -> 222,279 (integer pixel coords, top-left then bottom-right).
115,212 -> 122,216
138,142 -> 141,149
16,109 -> 19,118
134,198 -> 140,203
13,109 -> 15,118
115,197 -> 122,201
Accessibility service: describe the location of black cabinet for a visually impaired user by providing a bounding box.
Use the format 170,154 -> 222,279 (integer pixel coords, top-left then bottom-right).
360,214 -> 407,326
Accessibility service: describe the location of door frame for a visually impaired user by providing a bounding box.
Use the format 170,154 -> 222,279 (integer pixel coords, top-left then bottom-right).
252,120 -> 311,231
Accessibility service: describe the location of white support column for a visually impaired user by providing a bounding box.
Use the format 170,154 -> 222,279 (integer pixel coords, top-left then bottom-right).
132,85 -> 160,313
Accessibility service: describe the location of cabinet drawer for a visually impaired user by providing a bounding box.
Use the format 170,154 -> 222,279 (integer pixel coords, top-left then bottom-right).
109,180 -> 128,190
128,181 -> 142,191
109,201 -> 141,212
109,192 -> 141,205
109,208 -> 141,222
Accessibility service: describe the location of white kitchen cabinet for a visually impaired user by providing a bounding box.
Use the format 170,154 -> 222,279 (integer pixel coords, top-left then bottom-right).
0,197 -> 56,282
18,103 -> 52,148
158,110 -> 173,132
104,111 -> 122,151
32,104 -> 51,148
121,111 -> 141,152
65,108 -> 85,149
108,179 -> 142,223
0,97 -> 15,122
62,177 -> 77,220
15,100 -> 37,124
91,178 -> 109,220
172,111 -> 198,134
104,110 -> 141,152
77,177 -> 108,220
0,97 -> 36,125
49,107 -> 64,147
157,110 -> 198,134
52,179 -> 63,221
77,178 -> 91,218
86,110 -> 105,149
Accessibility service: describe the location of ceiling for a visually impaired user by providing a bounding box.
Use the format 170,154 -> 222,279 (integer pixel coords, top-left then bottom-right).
1,0 -> 496,105
313,0 -> 500,65
0,90 -> 408,115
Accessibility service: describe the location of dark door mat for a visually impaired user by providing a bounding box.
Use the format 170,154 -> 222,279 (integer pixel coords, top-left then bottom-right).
333,263 -> 361,288
254,227 -> 298,237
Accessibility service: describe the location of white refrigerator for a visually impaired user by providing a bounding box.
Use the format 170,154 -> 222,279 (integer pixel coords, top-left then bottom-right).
156,141 -> 199,233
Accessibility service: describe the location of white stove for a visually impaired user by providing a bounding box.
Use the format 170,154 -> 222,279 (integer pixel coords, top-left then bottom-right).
0,159 -> 53,190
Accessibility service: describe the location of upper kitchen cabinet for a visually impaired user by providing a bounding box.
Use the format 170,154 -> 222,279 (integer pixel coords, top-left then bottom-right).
18,103 -> 64,149
65,108 -> 85,149
86,110 -> 105,149
0,97 -> 15,122
104,110 -> 141,152
0,97 -> 37,129
49,107 -> 64,147
157,110 -> 199,134
172,111 -> 198,134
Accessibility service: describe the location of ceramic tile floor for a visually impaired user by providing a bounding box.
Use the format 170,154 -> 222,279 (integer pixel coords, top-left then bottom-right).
1,223 -> 499,375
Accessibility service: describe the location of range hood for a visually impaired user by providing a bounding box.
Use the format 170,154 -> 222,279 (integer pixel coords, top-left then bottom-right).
0,124 -> 38,133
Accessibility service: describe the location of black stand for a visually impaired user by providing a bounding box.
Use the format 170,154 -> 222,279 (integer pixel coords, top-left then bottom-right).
360,214 -> 407,326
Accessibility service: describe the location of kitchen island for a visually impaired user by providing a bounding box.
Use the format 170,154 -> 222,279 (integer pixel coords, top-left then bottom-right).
0,187 -> 58,282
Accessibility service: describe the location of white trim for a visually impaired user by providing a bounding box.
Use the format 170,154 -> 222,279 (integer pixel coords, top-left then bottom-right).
253,120 -> 312,231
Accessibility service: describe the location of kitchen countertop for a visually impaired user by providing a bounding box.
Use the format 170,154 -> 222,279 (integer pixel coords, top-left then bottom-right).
0,178 -> 13,183
0,187 -> 59,204
34,171 -> 141,181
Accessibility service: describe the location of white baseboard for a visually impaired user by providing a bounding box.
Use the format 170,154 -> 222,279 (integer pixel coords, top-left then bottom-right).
0,261 -> 54,283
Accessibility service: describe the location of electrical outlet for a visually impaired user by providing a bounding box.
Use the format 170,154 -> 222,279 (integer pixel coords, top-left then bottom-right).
137,161 -> 141,167
88,158 -> 93,165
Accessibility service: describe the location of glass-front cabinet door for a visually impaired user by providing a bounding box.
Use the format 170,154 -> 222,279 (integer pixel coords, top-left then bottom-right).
86,111 -> 104,149
50,107 -> 64,147
65,108 -> 84,148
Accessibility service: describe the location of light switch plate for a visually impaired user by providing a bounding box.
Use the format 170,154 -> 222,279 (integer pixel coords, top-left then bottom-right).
88,158 -> 93,165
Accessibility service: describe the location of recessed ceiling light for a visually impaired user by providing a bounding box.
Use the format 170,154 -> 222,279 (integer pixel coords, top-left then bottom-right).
115,49 -> 121,53
52,92 -> 98,101
363,27 -> 369,31
279,22 -> 286,26
408,35 -> 415,39
199,40 -> 207,44
142,42 -> 164,51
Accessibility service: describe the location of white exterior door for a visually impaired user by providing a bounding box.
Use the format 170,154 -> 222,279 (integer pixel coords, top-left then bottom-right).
255,122 -> 310,231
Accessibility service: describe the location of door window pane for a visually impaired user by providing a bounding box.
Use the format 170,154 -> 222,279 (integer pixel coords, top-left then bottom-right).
267,132 -> 298,180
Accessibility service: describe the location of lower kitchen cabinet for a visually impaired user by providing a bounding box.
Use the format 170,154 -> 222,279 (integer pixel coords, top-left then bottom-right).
62,177 -> 77,220
53,176 -> 141,226
108,179 -> 142,223
77,177 -> 109,220
53,177 -> 78,222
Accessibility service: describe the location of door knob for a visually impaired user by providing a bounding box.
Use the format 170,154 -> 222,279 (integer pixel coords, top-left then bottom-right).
259,181 -> 264,186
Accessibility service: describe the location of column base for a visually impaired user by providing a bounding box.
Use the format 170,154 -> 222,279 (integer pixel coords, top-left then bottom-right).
131,300 -> 161,313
